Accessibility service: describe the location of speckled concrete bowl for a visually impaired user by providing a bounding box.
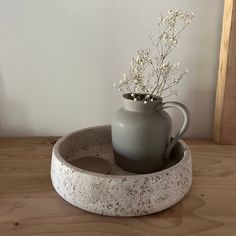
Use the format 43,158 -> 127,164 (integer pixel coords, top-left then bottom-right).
51,125 -> 192,217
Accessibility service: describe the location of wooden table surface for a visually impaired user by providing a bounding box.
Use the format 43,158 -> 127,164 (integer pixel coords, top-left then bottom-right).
0,138 -> 236,236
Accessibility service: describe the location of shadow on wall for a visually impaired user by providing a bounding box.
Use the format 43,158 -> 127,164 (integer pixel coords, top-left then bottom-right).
166,89 -> 215,139
0,71 -> 31,137
188,89 -> 215,139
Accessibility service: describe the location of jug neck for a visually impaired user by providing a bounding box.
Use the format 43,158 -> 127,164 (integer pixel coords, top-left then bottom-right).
123,93 -> 162,112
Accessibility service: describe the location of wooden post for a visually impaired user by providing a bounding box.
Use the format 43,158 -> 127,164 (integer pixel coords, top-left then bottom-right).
213,0 -> 236,144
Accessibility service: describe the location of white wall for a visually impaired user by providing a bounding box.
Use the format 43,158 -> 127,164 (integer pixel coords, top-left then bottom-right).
0,0 -> 224,137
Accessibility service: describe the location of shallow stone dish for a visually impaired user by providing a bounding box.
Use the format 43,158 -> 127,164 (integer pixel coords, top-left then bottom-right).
51,125 -> 192,217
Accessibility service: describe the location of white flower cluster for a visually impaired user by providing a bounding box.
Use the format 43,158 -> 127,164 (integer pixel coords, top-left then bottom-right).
159,10 -> 194,27
114,10 -> 193,102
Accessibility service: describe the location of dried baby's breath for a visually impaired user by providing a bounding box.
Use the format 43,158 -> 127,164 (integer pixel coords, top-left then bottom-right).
114,10 -> 194,102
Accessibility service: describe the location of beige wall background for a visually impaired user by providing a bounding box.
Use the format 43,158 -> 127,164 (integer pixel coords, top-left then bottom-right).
0,0 -> 223,137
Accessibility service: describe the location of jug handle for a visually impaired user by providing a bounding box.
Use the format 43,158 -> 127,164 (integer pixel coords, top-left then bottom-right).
156,102 -> 190,159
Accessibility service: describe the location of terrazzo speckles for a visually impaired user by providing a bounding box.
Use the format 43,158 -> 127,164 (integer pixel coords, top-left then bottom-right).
50,125 -> 192,217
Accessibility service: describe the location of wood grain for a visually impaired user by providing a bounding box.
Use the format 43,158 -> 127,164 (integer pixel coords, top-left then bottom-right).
213,0 -> 236,144
0,137 -> 236,236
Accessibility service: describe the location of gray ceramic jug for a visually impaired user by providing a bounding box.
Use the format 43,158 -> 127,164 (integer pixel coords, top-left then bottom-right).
112,93 -> 190,174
